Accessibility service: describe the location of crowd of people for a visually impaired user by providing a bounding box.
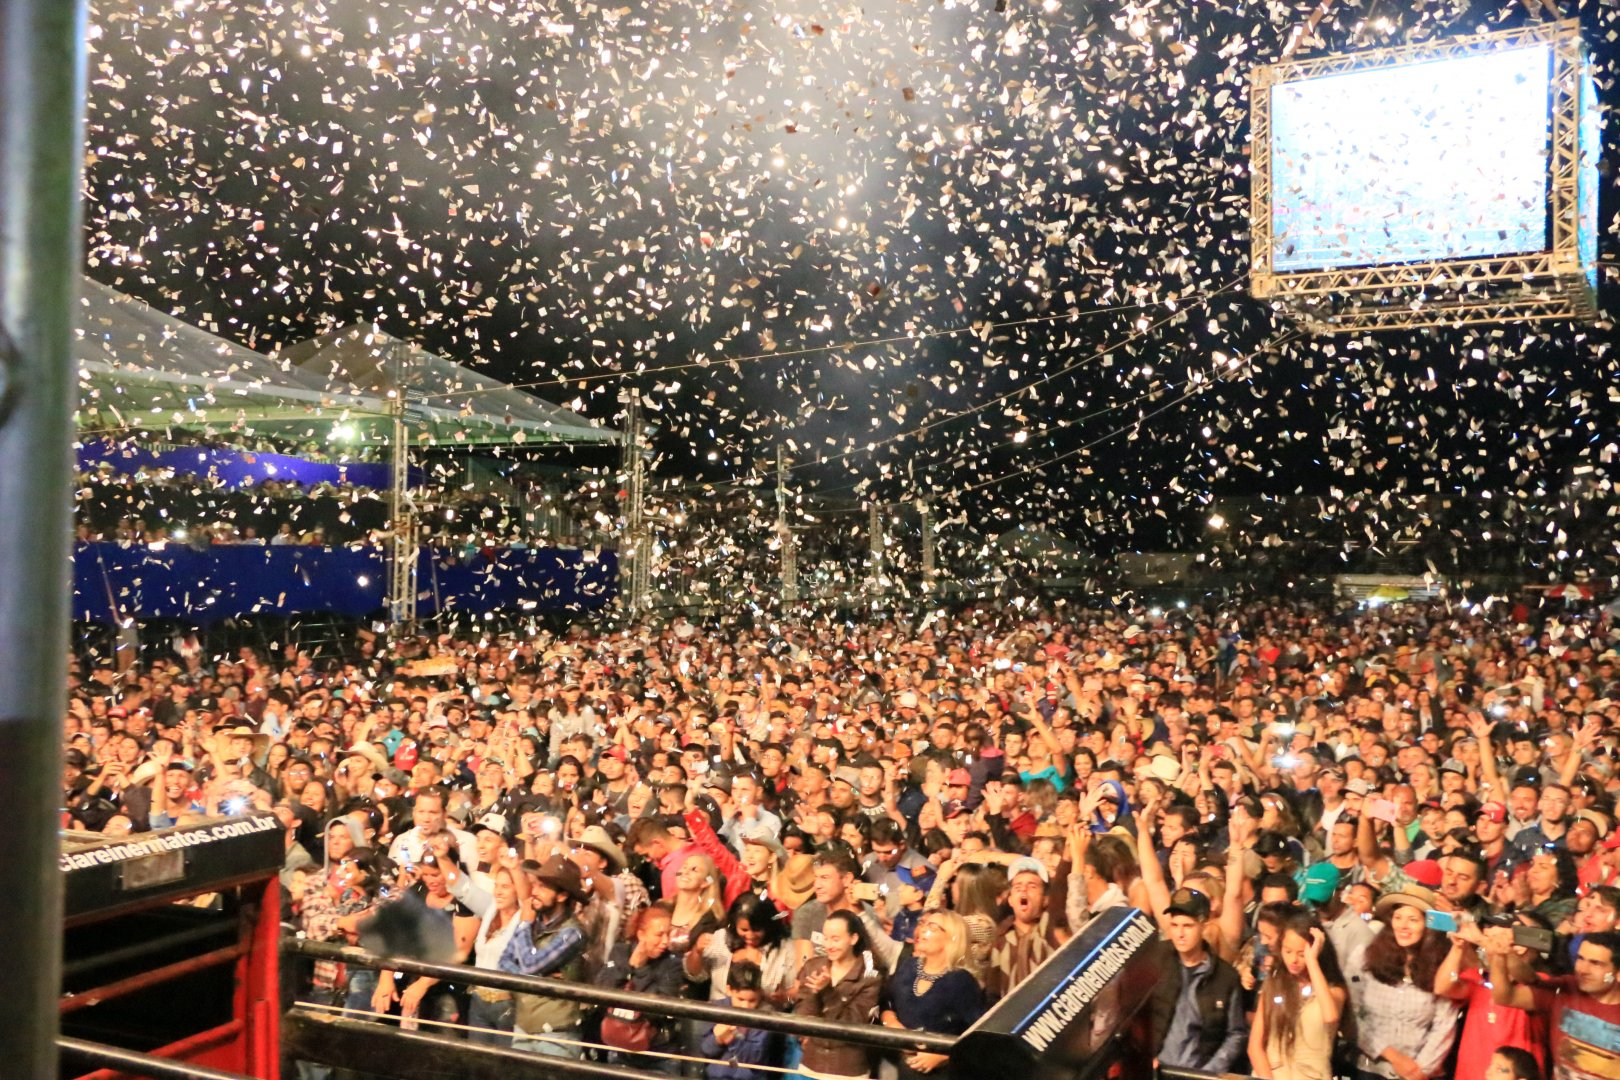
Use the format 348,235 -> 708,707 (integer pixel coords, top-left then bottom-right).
73,465 -> 613,552
60,597 -> 1620,1080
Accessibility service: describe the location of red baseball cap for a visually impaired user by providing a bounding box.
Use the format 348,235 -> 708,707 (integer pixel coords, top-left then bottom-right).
1479,802 -> 1508,824
393,741 -> 419,772
947,768 -> 972,786
1404,859 -> 1443,889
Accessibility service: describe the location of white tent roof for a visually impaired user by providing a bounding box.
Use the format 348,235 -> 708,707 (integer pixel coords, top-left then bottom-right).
74,279 -> 615,447
276,324 -> 616,447
75,277 -> 371,431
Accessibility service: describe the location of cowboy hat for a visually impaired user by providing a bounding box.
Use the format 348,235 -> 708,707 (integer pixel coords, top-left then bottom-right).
771,853 -> 816,910
528,854 -> 592,905
575,825 -> 628,872
211,722 -> 271,763
1373,885 -> 1440,922
339,741 -> 391,775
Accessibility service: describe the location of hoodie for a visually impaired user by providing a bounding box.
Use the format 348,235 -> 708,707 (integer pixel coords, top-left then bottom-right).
1089,779 -> 1136,835
321,816 -> 369,869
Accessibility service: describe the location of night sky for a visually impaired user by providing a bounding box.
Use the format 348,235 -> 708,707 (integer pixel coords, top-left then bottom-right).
80,0 -> 1620,557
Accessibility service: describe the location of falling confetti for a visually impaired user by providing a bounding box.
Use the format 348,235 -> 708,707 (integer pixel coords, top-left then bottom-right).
76,0 -> 1620,592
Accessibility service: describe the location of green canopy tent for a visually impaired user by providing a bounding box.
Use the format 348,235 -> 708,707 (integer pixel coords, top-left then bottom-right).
75,277 -> 374,437
275,324 -> 617,448
74,279 -> 618,449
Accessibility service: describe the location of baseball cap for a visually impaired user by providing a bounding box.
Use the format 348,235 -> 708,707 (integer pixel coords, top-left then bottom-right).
1164,887 -> 1212,921
1440,759 -> 1467,776
1403,859 -> 1443,889
832,766 -> 860,789
946,768 -> 972,787
1574,810 -> 1612,839
1345,778 -> 1373,796
472,812 -> 510,838
1008,856 -> 1049,884
1479,802 -> 1508,823
1300,862 -> 1341,905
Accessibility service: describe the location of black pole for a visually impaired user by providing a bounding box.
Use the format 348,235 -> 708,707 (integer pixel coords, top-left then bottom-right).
284,938 -> 957,1054
58,1038 -> 251,1080
0,0 -> 87,1074
283,1010 -> 680,1080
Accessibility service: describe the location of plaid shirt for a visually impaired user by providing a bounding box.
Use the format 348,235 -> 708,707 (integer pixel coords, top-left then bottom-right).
499,908 -> 587,977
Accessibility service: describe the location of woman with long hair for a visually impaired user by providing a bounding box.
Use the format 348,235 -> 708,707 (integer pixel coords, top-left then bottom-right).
1345,892 -> 1460,1080
687,892 -> 798,1006
795,910 -> 881,1080
1248,910 -> 1348,1080
596,903 -> 685,1072
925,859 -> 1005,985
881,911 -> 985,1079
370,850 -> 480,1031
299,779 -> 332,818
1522,849 -> 1580,929
669,853 -> 727,959
467,865 -> 525,1045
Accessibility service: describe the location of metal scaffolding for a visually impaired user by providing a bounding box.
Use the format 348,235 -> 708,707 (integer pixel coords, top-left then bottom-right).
777,445 -> 798,603
386,341 -> 419,636
620,394 -> 651,616
918,497 -> 936,595
0,1 -> 88,1073
1249,20 -> 1597,334
867,503 -> 884,593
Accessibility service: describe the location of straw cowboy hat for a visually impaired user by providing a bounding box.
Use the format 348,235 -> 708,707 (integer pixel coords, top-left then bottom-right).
771,853 -> 816,910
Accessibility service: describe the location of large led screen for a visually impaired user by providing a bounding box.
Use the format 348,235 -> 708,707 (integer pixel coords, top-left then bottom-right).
1269,45 -> 1552,272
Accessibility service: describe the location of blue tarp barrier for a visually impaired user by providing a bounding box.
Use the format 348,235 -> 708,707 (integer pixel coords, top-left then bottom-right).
78,439 -> 397,490
73,542 -> 617,623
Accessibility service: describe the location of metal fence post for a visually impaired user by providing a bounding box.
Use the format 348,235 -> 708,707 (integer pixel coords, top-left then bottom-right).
0,0 -> 89,1072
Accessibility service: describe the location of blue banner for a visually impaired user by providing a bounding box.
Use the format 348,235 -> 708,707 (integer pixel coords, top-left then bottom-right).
78,439 -> 396,490
73,542 -> 617,623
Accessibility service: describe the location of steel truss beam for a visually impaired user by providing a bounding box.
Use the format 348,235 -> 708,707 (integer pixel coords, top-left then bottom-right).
1249,20 -> 1597,335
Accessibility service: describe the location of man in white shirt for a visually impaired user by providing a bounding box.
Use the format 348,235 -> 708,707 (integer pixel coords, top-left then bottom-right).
388,786 -> 476,869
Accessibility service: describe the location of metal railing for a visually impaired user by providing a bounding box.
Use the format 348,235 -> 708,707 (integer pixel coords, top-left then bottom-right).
283,937 -> 956,1055
58,1037 -> 250,1080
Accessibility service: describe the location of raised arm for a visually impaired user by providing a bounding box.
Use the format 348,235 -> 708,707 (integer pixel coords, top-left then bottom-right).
1134,795 -> 1172,929
1219,837 -> 1246,961
1559,716 -> 1600,789
1432,935 -> 1474,1002
1303,928 -> 1343,1025
1485,933 -> 1538,1012
1468,712 -> 1504,801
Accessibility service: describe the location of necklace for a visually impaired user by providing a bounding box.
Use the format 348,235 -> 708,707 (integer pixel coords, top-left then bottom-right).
913,965 -> 944,995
